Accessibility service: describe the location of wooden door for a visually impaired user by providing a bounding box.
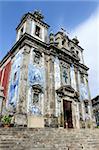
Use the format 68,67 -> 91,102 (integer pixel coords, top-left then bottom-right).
63,100 -> 73,128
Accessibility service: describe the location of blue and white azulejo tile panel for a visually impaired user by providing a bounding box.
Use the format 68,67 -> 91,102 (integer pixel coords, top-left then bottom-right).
28,64 -> 45,87
8,51 -> 23,107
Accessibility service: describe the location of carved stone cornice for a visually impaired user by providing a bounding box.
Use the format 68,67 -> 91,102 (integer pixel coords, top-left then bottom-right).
34,48 -> 42,57
0,33 -> 89,75
79,63 -> 89,71
60,60 -> 70,68
16,12 -> 50,31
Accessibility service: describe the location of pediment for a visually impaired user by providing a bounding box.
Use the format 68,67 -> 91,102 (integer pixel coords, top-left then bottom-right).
56,85 -> 74,94
56,85 -> 79,99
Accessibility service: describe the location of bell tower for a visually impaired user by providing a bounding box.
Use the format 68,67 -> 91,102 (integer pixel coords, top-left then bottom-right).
16,10 -> 50,43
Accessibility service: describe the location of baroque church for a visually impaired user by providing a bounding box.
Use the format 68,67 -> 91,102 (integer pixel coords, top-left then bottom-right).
0,10 -> 93,128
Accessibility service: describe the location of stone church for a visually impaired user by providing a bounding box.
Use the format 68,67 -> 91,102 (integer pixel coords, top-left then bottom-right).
0,10 -> 93,128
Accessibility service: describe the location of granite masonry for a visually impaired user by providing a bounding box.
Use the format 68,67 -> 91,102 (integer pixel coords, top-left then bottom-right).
0,128 -> 99,150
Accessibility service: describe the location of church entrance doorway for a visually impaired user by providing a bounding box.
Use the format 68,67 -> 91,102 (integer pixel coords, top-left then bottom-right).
63,100 -> 73,128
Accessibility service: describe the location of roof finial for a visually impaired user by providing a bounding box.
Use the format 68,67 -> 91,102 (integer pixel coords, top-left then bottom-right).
72,36 -> 79,45
33,10 -> 44,20
61,27 -> 69,36
61,27 -> 66,33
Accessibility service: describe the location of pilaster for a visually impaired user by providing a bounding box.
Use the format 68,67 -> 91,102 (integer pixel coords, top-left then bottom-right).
49,55 -> 55,115
26,18 -> 32,35
15,45 -> 31,126
44,55 -> 50,115
44,55 -> 58,127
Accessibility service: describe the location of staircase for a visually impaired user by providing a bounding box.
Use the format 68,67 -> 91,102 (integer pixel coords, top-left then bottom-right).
0,128 -> 99,150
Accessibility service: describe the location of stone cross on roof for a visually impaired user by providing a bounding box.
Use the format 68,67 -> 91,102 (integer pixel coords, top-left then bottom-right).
61,28 -> 69,36
33,10 -> 44,20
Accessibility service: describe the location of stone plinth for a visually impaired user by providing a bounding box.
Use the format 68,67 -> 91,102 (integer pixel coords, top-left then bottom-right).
28,116 -> 44,128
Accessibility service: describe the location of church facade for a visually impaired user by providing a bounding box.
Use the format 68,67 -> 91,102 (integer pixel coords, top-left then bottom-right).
0,11 -> 93,128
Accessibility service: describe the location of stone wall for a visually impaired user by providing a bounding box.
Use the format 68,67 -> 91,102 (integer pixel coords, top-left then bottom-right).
0,128 -> 99,150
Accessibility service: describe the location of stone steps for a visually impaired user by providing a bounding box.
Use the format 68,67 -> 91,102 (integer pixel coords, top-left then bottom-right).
0,128 -> 99,150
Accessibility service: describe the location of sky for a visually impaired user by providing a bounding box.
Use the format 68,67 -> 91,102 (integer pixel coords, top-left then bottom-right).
0,0 -> 99,98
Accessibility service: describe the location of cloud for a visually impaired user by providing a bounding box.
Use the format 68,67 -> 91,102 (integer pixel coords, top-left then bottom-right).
71,7 -> 99,98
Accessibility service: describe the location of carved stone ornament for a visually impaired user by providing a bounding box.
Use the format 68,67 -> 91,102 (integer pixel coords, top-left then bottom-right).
33,10 -> 44,20
34,49 -> 42,64
32,84 -> 43,94
24,46 -> 31,54
32,84 -> 43,104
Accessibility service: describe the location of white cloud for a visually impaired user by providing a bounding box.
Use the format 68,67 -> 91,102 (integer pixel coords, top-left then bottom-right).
71,7 -> 99,98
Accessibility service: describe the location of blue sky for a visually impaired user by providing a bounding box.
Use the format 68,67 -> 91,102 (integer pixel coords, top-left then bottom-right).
0,0 -> 99,98
0,0 -> 98,59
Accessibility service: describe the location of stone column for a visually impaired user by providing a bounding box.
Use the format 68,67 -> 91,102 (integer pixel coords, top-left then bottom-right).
84,75 -> 93,128
85,75 -> 92,114
76,102 -> 80,128
44,55 -> 50,115
49,55 -> 55,115
55,94 -> 63,128
81,101 -> 86,128
77,70 -> 85,128
72,100 -> 76,128
45,55 -> 58,127
15,45 -> 31,126
75,67 -> 79,91
26,18 -> 32,35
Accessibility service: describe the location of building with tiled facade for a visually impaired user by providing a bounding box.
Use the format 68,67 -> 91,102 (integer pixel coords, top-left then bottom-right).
0,10 -> 93,128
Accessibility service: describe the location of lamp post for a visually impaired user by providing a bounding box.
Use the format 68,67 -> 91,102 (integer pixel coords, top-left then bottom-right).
0,85 -> 5,119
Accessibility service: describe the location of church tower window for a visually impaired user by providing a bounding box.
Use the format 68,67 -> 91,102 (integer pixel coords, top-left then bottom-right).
62,39 -> 66,46
35,25 -> 41,38
76,51 -> 79,55
20,27 -> 24,37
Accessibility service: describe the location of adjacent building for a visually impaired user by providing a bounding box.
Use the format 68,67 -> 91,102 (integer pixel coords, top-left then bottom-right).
0,10 -> 93,128
92,95 -> 99,126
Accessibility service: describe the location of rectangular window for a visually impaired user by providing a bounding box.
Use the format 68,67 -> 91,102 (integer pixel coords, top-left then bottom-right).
35,25 -> 41,38
20,27 -> 24,37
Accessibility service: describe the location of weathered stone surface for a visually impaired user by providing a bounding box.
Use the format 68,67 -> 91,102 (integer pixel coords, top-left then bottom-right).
0,128 -> 99,150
